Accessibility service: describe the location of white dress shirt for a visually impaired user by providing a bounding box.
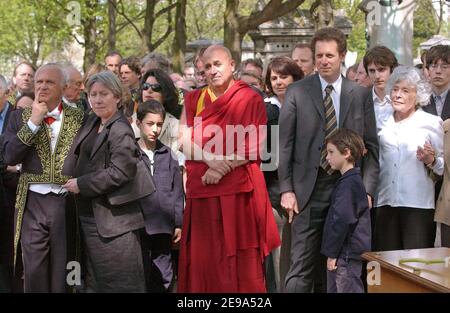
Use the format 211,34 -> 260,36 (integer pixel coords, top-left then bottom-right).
433,88 -> 449,117
376,110 -> 444,209
372,87 -> 393,132
264,96 -> 282,109
62,97 -> 78,108
27,105 -> 67,195
319,74 -> 342,125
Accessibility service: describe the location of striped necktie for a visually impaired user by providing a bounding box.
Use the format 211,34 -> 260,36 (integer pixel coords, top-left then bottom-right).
320,84 -> 337,175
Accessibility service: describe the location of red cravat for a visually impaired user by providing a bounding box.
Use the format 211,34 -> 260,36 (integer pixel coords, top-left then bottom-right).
43,116 -> 56,125
44,103 -> 63,125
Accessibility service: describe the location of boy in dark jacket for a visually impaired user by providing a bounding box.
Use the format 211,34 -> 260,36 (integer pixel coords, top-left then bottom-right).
321,129 -> 371,293
136,100 -> 184,292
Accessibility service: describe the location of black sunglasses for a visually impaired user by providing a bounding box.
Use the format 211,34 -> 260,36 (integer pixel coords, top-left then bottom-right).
142,82 -> 162,92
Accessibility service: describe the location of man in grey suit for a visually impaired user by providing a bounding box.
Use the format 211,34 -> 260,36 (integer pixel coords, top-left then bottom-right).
278,27 -> 379,293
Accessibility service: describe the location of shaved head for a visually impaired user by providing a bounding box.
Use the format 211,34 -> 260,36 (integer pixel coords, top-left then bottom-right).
201,45 -> 236,96
203,45 -> 233,61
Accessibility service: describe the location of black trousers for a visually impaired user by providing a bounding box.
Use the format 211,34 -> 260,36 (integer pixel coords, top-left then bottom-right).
142,234 -> 174,292
21,191 -> 68,293
374,206 -> 435,251
285,169 -> 339,293
265,175 -> 291,293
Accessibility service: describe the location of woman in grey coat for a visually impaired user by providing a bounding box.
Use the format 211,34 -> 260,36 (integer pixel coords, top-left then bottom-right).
64,71 -> 147,292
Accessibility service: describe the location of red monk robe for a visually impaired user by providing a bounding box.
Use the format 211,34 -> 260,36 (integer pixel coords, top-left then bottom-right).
178,80 -> 280,292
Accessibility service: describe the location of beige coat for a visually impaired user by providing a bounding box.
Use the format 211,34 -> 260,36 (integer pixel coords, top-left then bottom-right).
436,119 -> 450,226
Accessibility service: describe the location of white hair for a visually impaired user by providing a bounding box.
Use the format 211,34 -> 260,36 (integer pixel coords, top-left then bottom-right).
35,63 -> 68,87
385,65 -> 432,107
63,64 -> 82,81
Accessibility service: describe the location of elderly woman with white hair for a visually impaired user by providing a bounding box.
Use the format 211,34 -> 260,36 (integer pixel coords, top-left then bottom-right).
374,66 -> 444,251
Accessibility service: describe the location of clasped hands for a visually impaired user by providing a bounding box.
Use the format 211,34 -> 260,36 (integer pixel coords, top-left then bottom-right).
201,157 -> 234,186
416,141 -> 435,167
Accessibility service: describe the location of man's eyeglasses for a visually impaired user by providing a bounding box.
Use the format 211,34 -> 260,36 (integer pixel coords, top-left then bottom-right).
429,63 -> 450,70
142,83 -> 162,92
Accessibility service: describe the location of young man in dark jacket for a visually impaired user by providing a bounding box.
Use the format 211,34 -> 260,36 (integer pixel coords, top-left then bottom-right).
321,129 -> 371,293
136,100 -> 184,292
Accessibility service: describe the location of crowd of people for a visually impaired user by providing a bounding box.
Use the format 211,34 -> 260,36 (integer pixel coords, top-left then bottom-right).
0,26 -> 449,293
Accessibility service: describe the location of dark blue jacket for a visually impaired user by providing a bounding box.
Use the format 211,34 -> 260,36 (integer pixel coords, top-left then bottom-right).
321,168 -> 371,260
140,140 -> 184,236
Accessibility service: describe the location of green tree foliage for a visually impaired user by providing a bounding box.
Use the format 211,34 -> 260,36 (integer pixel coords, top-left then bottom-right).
413,0 -> 438,53
297,0 -> 366,61
106,0 -> 145,58
186,0 -> 225,41
0,0 -> 73,71
4,0 -> 440,73
332,0 -> 367,61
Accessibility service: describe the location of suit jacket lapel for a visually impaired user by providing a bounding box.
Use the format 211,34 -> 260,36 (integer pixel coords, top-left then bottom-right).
441,92 -> 450,121
306,75 -> 325,120
90,129 -> 108,160
90,111 -> 122,159
73,113 -> 98,151
427,96 -> 438,116
339,77 -> 354,127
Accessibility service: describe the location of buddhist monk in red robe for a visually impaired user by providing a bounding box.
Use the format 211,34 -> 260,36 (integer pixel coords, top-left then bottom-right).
177,45 -> 280,292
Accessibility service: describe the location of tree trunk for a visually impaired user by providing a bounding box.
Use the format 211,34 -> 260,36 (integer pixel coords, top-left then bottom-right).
436,0 -> 444,34
143,0 -> 156,52
172,0 -> 187,73
83,0 -> 99,72
107,0 -> 117,52
224,0 -> 243,65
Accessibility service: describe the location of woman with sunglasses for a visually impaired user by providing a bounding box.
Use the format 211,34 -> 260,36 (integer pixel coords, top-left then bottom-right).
140,69 -> 184,167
